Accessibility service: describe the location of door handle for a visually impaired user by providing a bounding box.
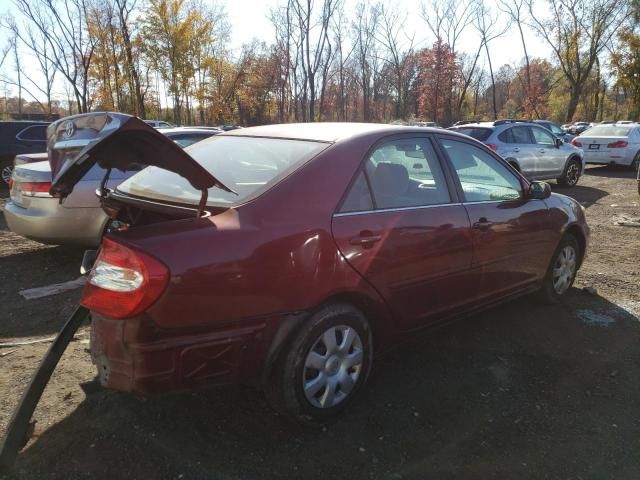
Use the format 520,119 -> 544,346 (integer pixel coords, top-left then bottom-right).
349,231 -> 382,247
539,148 -> 546,153
472,218 -> 493,231
512,147 -> 520,152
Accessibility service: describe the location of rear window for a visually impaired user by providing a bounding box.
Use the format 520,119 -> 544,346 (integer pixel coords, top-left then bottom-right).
449,127 -> 492,141
584,126 -> 632,137
116,136 -> 329,206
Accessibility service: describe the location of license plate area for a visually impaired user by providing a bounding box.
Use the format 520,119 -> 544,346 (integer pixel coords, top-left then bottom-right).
589,144 -> 600,150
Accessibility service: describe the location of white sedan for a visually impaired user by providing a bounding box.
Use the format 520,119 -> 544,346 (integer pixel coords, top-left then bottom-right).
572,124 -> 640,170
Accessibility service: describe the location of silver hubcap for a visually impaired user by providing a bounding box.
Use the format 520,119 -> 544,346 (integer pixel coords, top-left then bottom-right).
302,325 -> 364,409
1,165 -> 12,185
566,162 -> 579,185
553,245 -> 576,295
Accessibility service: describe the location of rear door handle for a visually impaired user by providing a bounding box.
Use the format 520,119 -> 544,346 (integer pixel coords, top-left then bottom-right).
472,219 -> 493,231
539,148 -> 546,153
512,147 -> 520,152
349,231 -> 382,247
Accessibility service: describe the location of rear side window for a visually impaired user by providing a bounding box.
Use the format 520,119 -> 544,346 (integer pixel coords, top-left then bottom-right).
449,127 -> 492,141
17,125 -> 47,141
339,171 -> 373,213
361,138 -> 450,210
498,126 -> 532,144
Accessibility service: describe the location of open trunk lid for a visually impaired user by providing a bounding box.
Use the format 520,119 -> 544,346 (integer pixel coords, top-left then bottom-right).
48,112 -> 232,199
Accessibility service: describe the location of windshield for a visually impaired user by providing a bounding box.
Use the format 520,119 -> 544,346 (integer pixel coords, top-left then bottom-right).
584,126 -> 633,137
449,127 -> 492,141
116,136 -> 329,206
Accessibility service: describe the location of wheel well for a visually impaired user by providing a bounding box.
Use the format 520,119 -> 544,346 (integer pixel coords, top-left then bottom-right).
565,224 -> 586,267
317,292 -> 386,348
260,291 -> 387,384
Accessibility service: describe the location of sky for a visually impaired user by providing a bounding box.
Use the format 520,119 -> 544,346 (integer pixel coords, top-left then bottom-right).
0,0 -> 552,102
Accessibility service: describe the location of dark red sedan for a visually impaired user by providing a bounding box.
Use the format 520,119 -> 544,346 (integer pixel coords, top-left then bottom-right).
50,113 -> 589,424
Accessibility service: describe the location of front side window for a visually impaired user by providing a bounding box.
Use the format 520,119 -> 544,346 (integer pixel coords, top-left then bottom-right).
117,136 -> 329,206
531,127 -> 555,145
440,138 -> 522,202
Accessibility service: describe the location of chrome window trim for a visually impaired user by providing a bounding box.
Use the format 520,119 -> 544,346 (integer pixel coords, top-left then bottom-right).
333,202 -> 463,217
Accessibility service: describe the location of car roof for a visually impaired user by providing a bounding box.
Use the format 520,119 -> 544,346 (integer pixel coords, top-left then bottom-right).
222,122 -> 450,143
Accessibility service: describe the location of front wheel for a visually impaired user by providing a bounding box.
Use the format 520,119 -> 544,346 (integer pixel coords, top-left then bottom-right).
540,234 -> 580,304
556,157 -> 581,187
629,153 -> 640,172
265,303 -> 373,425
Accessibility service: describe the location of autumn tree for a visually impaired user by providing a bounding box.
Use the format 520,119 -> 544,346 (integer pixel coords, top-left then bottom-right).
416,40 -> 460,124
526,0 -> 630,122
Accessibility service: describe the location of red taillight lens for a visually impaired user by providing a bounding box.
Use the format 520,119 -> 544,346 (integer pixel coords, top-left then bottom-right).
571,139 -> 582,147
81,238 -> 170,319
607,140 -> 628,148
20,181 -> 53,197
485,143 -> 498,151
8,179 -> 13,190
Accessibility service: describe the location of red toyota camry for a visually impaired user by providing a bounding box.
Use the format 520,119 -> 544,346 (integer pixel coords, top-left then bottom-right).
50,113 -> 589,424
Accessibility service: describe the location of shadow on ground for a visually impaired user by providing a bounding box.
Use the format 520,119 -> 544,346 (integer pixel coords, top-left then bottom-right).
0,244 -> 85,338
6,290 -> 640,480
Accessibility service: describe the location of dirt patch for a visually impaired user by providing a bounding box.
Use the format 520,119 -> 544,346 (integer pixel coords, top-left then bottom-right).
1,166 -> 640,479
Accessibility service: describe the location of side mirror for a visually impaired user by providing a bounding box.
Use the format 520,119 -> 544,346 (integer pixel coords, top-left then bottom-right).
528,181 -> 551,200
555,137 -> 563,148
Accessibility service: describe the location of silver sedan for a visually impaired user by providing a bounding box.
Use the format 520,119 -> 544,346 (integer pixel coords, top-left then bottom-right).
4,127 -> 220,246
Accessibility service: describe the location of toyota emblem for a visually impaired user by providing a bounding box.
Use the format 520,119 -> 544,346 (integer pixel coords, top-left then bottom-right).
63,120 -> 75,139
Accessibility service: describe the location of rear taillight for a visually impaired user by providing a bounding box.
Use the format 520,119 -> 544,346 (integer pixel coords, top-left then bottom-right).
607,140 -> 628,148
571,139 -> 582,147
20,181 -> 53,197
81,238 -> 169,319
485,143 -> 498,151
8,179 -> 13,190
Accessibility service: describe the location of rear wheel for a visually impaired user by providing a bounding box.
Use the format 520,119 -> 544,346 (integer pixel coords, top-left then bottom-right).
0,159 -> 13,188
265,303 -> 373,425
557,157 -> 581,187
540,234 -> 580,304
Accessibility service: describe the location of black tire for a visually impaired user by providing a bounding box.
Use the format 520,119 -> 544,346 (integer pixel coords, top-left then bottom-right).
540,234 -> 580,304
556,157 -> 581,187
0,159 -> 13,188
264,303 -> 373,425
629,152 -> 640,172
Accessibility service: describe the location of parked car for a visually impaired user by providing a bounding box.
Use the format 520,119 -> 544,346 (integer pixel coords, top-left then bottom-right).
0,121 -> 50,187
572,124 -> 640,170
48,113 -> 589,423
532,119 -> 575,143
4,126 -> 219,246
448,120 -> 584,187
567,122 -> 591,135
144,120 -> 174,128
159,127 -> 221,147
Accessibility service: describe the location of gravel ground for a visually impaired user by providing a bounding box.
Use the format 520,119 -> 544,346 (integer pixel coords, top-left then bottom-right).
1,165 -> 639,480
